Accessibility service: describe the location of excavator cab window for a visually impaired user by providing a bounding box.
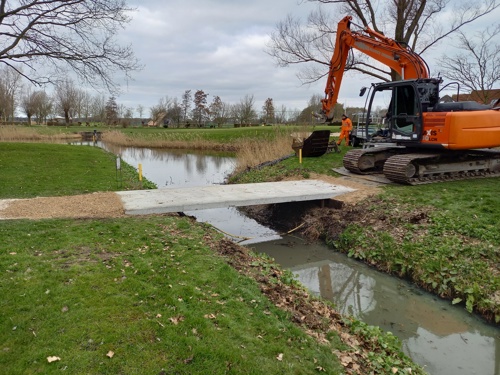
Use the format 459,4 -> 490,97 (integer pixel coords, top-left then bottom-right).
389,83 -> 422,142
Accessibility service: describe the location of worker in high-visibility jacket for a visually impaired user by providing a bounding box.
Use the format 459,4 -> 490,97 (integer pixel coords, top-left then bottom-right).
337,114 -> 353,146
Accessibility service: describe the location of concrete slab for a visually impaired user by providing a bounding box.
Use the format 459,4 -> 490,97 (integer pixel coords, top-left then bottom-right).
116,180 -> 355,215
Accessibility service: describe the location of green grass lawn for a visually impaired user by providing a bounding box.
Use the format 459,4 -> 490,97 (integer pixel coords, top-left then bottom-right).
0,217 -> 344,374
0,143 -> 154,198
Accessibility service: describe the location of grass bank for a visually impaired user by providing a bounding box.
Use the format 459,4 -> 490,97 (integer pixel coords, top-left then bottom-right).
0,141 -> 425,374
0,217 -> 345,374
0,143 -> 155,199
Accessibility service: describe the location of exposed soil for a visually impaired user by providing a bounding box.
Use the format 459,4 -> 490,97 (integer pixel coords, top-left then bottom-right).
238,173 -> 384,231
241,190 -> 432,247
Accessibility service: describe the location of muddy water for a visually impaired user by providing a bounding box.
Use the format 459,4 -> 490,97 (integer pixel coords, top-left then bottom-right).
108,145 -> 499,375
250,237 -> 500,375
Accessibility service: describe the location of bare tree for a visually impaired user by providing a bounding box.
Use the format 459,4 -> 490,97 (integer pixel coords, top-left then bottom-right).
136,104 -> 145,120
21,89 -> 52,125
275,104 -> 288,124
438,25 -> 500,104
209,96 -> 227,126
149,96 -> 171,126
267,0 -> 499,83
73,90 -> 89,121
167,98 -> 182,127
262,98 -> 275,124
0,67 -> 22,122
20,88 -> 37,126
54,79 -> 80,124
235,95 -> 257,125
78,91 -> 93,123
91,95 -> 107,124
33,91 -> 53,125
122,106 -> 134,127
181,90 -> 192,122
0,0 -> 141,93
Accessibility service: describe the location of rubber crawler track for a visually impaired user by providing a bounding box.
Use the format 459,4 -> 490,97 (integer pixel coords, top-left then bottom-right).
344,148 -> 500,185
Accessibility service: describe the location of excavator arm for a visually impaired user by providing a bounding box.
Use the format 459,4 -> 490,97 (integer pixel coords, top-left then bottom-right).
321,16 -> 429,121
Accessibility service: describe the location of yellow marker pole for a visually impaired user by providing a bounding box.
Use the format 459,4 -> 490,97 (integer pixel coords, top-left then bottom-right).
138,163 -> 143,181
299,148 -> 302,164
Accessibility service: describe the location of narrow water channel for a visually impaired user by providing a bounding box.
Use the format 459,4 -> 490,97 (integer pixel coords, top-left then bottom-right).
250,237 -> 500,375
105,144 -> 499,375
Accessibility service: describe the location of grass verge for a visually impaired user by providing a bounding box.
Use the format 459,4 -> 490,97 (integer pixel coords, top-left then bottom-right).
228,145 -> 349,183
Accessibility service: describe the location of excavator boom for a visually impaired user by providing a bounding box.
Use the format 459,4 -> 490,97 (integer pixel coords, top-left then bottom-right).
322,16 -> 429,120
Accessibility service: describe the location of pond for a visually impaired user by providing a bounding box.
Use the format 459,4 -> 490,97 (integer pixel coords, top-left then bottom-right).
105,144 -> 499,375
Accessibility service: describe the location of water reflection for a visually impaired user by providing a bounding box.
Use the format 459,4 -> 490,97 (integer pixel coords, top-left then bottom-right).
106,145 -> 236,188
251,237 -> 500,375
187,207 -> 282,245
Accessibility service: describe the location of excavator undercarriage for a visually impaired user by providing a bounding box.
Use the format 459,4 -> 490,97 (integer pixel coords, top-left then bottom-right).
344,147 -> 500,185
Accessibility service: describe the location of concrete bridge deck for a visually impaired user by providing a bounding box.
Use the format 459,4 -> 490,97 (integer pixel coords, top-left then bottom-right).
116,180 -> 355,215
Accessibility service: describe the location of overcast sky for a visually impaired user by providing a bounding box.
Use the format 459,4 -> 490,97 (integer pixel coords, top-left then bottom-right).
114,0 -> 500,117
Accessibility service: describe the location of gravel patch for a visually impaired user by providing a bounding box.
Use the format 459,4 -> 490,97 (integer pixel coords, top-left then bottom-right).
0,192 -> 126,220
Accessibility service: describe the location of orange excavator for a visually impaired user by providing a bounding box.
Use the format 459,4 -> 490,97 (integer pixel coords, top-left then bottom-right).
322,16 -> 500,184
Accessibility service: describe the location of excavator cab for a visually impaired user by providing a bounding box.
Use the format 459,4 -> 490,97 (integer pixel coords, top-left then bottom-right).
365,79 -> 441,145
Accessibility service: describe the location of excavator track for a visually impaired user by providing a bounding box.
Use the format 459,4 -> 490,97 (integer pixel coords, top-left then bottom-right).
344,147 -> 500,185
383,151 -> 500,185
343,147 -> 402,174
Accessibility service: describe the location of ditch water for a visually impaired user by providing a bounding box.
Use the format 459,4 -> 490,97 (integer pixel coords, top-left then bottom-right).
103,144 -> 499,375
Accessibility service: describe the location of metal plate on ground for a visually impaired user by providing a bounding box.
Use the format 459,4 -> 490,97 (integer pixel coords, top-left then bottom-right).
332,167 -> 393,185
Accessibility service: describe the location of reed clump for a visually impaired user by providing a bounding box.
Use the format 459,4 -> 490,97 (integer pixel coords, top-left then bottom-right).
102,130 -> 237,151
0,126 -> 80,142
233,128 -> 295,172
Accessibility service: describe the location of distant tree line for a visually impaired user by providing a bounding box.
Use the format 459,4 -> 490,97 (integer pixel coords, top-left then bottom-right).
0,67 -> 385,127
0,70 -> 344,127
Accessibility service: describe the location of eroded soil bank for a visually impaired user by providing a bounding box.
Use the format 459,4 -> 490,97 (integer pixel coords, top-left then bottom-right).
213,238 -> 422,374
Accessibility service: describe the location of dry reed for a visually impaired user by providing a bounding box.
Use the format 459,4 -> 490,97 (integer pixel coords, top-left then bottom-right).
102,130 -> 237,151
233,131 -> 295,172
0,126 -> 81,142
